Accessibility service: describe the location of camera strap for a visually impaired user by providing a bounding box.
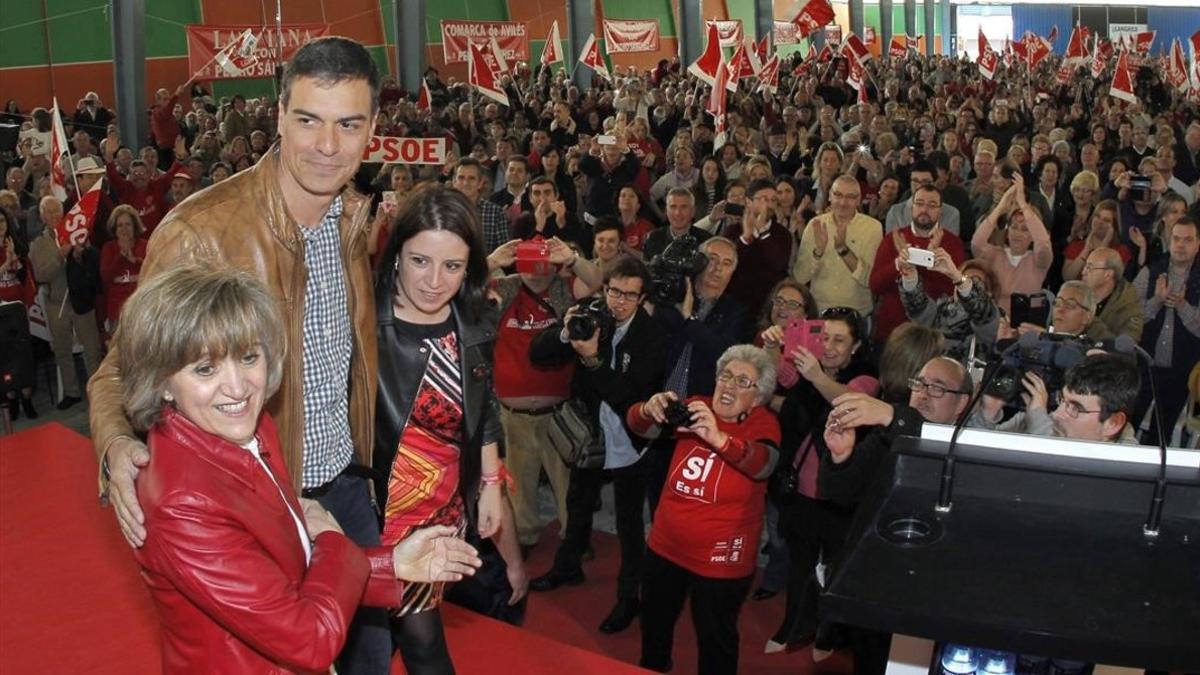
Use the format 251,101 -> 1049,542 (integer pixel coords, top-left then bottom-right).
519,282 -> 560,320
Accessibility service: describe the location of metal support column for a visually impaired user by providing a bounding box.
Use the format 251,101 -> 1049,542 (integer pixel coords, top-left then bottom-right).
924,0 -> 936,55
111,0 -> 145,150
904,0 -> 916,44
940,0 -> 953,55
678,0 -> 703,73
567,0 -> 595,89
753,0 -> 773,48
396,0 -> 425,94
849,0 -> 865,40
881,0 -> 894,53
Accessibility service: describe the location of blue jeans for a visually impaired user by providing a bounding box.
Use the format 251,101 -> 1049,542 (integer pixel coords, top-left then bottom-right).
314,474 -> 394,675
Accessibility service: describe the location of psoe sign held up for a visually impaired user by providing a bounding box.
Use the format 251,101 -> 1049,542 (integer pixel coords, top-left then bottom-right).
362,137 -> 449,165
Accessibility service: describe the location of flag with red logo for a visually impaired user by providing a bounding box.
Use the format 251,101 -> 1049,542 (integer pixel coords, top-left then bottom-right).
468,41 -> 509,106
1090,36 -> 1107,79
416,79 -> 432,112
1134,31 -> 1156,55
1190,29 -> 1200,61
755,36 -> 770,64
817,43 -> 835,63
844,32 -> 872,63
540,20 -> 564,67
889,36 -> 906,58
55,175 -> 103,247
976,29 -> 998,80
728,41 -> 760,87
206,28 -> 260,79
1064,26 -> 1088,64
758,54 -> 781,95
1026,33 -> 1052,70
1056,64 -> 1072,85
577,33 -> 611,81
49,98 -> 72,202
846,52 -> 865,91
791,0 -> 835,39
688,21 -> 723,86
1168,38 -> 1190,92
1109,49 -> 1137,103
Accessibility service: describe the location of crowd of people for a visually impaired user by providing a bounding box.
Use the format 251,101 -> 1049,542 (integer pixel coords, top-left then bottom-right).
1,26 -> 1199,675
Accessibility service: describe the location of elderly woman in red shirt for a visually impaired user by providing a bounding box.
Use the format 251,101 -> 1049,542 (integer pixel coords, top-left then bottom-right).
627,344 -> 781,675
117,265 -> 481,674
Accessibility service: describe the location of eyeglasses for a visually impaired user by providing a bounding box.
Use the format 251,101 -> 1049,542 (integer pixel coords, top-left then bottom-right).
604,286 -> 642,303
772,296 -> 805,312
1054,297 -> 1092,312
1058,399 -> 1102,419
908,377 -> 969,398
821,306 -> 861,321
716,370 -> 757,390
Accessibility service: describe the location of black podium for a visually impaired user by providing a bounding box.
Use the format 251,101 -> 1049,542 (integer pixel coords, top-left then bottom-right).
821,425 -> 1200,672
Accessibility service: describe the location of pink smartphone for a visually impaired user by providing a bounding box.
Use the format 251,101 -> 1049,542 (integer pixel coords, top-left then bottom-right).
783,319 -> 825,358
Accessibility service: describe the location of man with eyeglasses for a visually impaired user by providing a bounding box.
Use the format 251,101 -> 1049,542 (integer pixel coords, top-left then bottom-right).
884,161 -> 962,236
870,183 -> 966,341
1081,247 -> 1144,341
793,175 -> 883,318
527,256 -> 667,634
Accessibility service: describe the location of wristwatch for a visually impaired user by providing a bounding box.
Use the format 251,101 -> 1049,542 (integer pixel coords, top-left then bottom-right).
836,245 -> 850,257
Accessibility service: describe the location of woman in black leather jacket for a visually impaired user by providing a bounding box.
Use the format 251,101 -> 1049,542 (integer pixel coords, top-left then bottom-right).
372,184 -> 526,673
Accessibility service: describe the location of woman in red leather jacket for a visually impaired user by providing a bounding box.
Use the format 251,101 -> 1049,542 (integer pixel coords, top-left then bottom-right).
116,265 -> 481,674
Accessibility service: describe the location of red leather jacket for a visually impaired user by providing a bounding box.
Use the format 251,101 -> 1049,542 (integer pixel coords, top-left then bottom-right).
134,409 -> 402,674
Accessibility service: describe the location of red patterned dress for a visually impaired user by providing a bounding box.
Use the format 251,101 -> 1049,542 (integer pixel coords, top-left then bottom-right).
381,317 -> 467,616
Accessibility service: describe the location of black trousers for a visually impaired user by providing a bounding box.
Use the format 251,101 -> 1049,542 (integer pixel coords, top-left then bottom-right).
771,494 -> 853,645
552,457 -> 648,600
639,549 -> 753,675
1135,364 -> 1192,446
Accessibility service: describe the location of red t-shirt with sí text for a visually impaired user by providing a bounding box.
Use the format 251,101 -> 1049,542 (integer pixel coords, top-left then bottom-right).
648,397 -> 781,579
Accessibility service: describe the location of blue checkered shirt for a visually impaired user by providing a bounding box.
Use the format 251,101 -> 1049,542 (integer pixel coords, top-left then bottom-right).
478,198 -> 511,253
299,196 -> 355,489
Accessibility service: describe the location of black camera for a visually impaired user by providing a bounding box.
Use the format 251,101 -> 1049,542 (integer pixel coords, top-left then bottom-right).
647,235 -> 710,306
985,334 -> 1090,407
565,297 -> 616,343
662,399 -> 694,428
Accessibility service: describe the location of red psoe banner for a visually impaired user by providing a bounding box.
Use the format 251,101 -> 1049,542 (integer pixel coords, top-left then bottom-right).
603,19 -> 660,53
440,20 -> 530,65
186,24 -> 328,81
362,137 -> 450,165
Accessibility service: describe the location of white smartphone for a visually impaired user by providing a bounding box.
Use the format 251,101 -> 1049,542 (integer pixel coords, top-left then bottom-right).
596,135 -> 617,146
906,247 -> 935,268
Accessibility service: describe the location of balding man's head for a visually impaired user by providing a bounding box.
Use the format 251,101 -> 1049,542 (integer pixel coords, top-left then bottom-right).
1082,247 -> 1122,296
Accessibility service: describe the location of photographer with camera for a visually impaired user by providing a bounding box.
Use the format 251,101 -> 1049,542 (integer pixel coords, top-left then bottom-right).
871,183 -> 967,341
526,256 -> 667,634
626,345 -> 781,675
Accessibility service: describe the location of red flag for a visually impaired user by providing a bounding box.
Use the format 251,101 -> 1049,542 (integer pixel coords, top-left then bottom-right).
468,41 -> 509,106
1056,64 -> 1072,85
755,35 -> 770,65
1011,37 -> 1028,64
688,22 -> 723,85
540,20 -> 564,67
728,41 -> 760,86
791,0 -> 835,40
978,49 -> 999,80
1097,38 -> 1114,61
1048,26 -> 1059,43
416,79 -> 431,112
889,36 -> 906,58
1064,27 -> 1088,64
1168,38 -> 1190,92
49,98 -> 72,202
1090,37 -> 1106,80
846,53 -> 865,91
1134,31 -> 1156,55
844,33 -> 872,63
55,176 -> 103,247
977,28 -> 993,56
758,54 -> 781,95
1027,35 -> 1052,70
577,33 -> 611,81
817,43 -> 834,63
1109,49 -> 1137,104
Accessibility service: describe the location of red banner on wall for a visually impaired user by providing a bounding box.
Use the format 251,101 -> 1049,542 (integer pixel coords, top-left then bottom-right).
712,20 -> 743,47
603,19 -> 661,53
441,20 -> 529,65
186,24 -> 329,81
773,21 -> 800,45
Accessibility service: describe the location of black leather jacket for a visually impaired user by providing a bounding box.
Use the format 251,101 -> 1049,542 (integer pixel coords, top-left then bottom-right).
372,287 -> 503,525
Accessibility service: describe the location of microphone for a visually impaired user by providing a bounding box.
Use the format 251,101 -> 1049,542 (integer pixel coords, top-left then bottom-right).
1114,335 -> 1168,537
935,332 -> 1037,513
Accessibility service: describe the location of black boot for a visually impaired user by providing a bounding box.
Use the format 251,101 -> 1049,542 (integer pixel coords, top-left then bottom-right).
599,597 -> 639,634
20,395 -> 38,419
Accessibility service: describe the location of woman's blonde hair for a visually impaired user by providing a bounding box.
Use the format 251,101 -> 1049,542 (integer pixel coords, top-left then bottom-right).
117,264 -> 285,432
1069,170 -> 1100,193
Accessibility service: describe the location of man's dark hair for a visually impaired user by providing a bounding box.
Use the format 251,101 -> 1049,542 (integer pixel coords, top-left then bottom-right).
1064,353 -> 1140,423
724,179 -> 747,198
747,178 -> 775,199
506,155 -> 530,172
925,150 -> 950,174
913,183 -> 942,202
593,217 -> 624,239
605,254 -> 650,286
528,175 -> 556,194
909,160 -> 937,179
453,156 -> 483,177
281,37 -> 381,111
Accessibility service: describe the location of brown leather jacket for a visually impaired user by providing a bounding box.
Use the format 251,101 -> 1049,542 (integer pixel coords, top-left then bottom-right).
88,147 -> 378,492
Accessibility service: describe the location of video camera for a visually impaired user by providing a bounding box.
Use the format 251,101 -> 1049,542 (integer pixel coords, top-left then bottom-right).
986,333 -> 1091,408
646,235 -> 709,306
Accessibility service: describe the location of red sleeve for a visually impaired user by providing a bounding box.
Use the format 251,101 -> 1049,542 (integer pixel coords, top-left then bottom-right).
869,231 -> 899,295
626,402 -> 657,436
105,162 -> 133,201
1063,240 -> 1083,262
138,502 -> 371,673
150,161 -> 184,194
360,546 -> 403,607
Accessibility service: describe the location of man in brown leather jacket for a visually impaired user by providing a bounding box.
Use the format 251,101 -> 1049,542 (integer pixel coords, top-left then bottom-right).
86,37 -> 392,674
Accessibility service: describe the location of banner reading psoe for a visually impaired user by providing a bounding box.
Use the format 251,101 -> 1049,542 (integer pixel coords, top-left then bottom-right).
363,137 -> 449,165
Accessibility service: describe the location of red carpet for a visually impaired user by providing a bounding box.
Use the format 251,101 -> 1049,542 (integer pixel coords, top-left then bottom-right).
1,424 -> 850,674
